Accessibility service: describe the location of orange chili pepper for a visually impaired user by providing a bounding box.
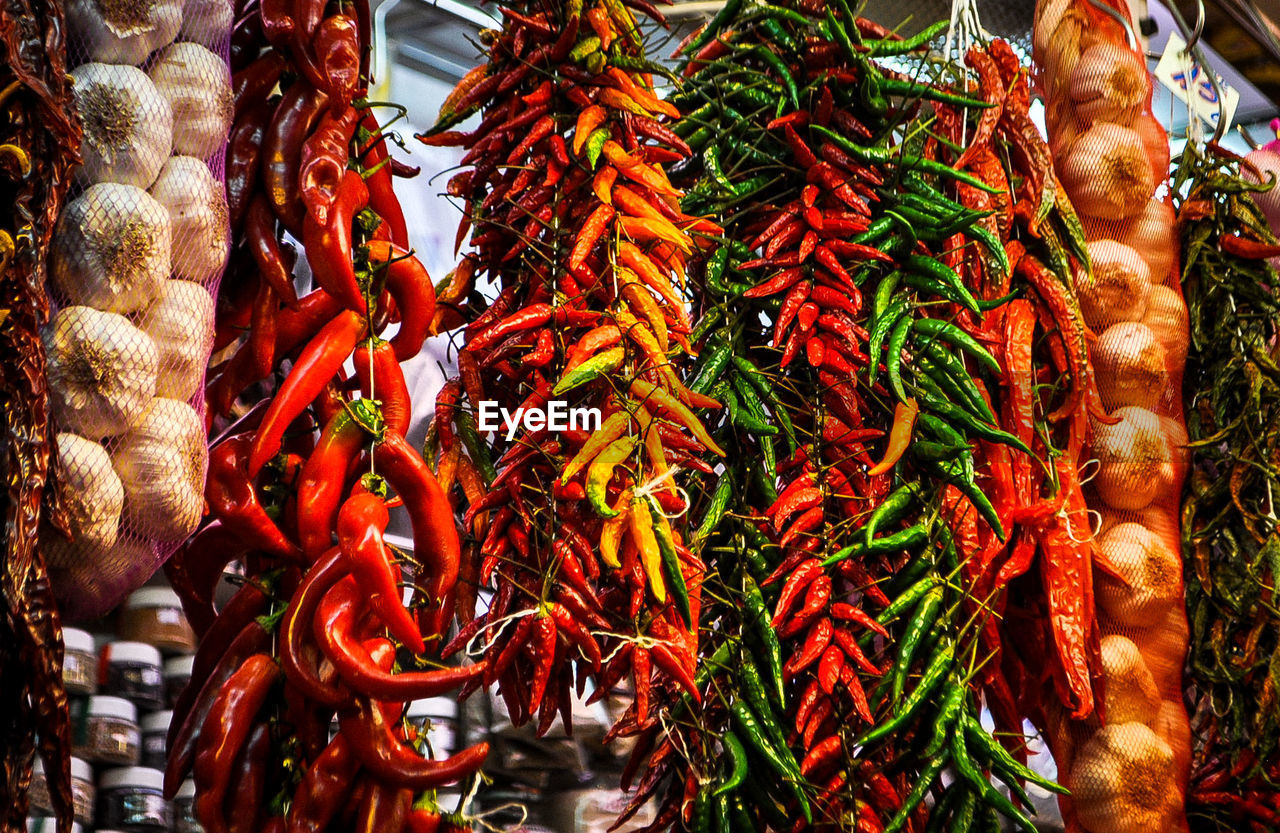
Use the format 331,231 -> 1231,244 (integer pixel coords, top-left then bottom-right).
618,215 -> 692,254
592,165 -> 617,205
568,203 -> 615,274
573,105 -> 607,156
867,397 -> 918,476
585,6 -> 614,49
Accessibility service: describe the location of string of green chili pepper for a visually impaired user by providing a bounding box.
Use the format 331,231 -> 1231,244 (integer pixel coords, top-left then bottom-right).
821,523 -> 930,567
950,728 -> 1037,833
810,125 -> 1000,194
728,701 -> 811,823
890,586 -> 945,702
863,481 -> 922,545
742,575 -> 786,702
867,297 -> 911,386
716,732 -> 749,796
646,496 -> 692,627
916,341 -> 996,422
962,715 -> 1067,794
918,387 -> 1032,454
881,753 -> 949,833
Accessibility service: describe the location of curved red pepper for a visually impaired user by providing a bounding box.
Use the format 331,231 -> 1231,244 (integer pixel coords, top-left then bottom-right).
303,170 -> 369,312
315,14 -> 363,109
249,310 -> 367,476
358,111 -> 410,249
338,694 -> 489,789
374,430 -> 460,643
263,81 -> 328,236
284,734 -> 361,833
354,337 -> 411,436
226,101 -> 273,234
300,106 -> 361,227
206,434 -> 302,560
365,240 -> 435,361
315,578 -> 484,698
296,406 -> 368,560
337,492 -> 425,651
281,547 -> 350,708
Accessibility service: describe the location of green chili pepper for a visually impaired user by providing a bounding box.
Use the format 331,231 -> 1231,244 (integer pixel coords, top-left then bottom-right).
674,103 -> 717,137
963,715 -> 1067,794
854,216 -> 899,249
712,792 -> 732,833
882,752 -> 949,833
885,313 -> 915,403
878,574 -> 942,625
912,317 -> 999,374
696,471 -> 734,544
648,496 -> 692,627
569,34 -> 601,61
918,341 -> 997,423
951,730 -> 1037,833
864,482 -> 922,545
925,457 -> 1004,540
606,50 -> 679,83
691,307 -> 725,343
951,788 -> 978,833
977,803 -> 1002,833
731,375 -> 777,434
704,144 -> 737,194
868,298 -> 911,386
738,650 -> 791,756
691,338 -> 734,394
901,270 -> 977,310
692,785 -> 712,833
924,679 -> 966,757
743,574 -> 786,703
757,17 -> 798,52
553,345 -> 625,395
747,45 -> 799,108
811,125 -> 1001,193
824,10 -> 858,62
892,587 -> 945,702
454,409 -> 496,483
682,0 -> 743,54
823,523 -> 930,567
750,455 -> 778,506
729,701 -> 810,823
924,783 -> 966,833
904,256 -> 982,314
880,77 -> 993,108
919,391 -> 1032,455
750,1 -> 813,26
717,732 -> 749,795
867,20 -> 946,54
585,127 -> 610,168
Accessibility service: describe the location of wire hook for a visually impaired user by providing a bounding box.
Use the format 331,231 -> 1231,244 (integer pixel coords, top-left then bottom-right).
1167,0 -> 1227,145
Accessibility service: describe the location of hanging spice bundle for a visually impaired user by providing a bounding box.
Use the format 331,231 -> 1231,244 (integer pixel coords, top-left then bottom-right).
421,0 -> 720,743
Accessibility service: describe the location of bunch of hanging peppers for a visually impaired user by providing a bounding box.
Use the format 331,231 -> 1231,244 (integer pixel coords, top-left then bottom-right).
419,0 -> 722,743
1176,143 -> 1280,833
162,2 -> 487,831
624,8 -> 1101,830
0,0 -> 81,826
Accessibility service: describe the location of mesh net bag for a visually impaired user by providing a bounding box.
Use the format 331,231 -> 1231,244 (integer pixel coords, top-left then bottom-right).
41,0 -> 232,622
1032,1 -> 1192,831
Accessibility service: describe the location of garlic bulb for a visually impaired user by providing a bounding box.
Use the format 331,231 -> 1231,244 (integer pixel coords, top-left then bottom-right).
112,397 -> 207,541
150,157 -> 229,282
66,0 -> 182,66
1071,723 -> 1177,833
71,63 -> 173,188
52,183 -> 171,313
1099,635 -> 1160,727
148,43 -> 232,159
1094,323 -> 1168,412
1155,699 -> 1193,781
45,306 -> 158,438
1091,199 -> 1177,284
1140,284 -> 1189,369
1096,522 -> 1182,628
178,0 -> 232,48
1068,41 -> 1147,127
137,279 -> 214,400
40,433 -> 124,564
1078,240 -> 1151,329
1093,406 -> 1173,511
1059,123 -> 1154,220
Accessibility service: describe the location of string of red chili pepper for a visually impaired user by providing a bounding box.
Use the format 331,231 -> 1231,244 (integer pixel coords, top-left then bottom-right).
165,1 -> 487,831
419,0 -> 722,756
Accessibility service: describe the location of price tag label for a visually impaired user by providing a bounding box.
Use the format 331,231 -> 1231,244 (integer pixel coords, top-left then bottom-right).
1154,32 -> 1239,135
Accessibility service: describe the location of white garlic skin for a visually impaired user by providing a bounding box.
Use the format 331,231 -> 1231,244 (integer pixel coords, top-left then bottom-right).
71,63 -> 173,188
112,397 -> 207,541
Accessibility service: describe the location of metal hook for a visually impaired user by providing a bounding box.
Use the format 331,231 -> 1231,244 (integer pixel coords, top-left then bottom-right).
1239,123 -> 1261,150
1185,0 -> 1207,52
1084,0 -> 1138,50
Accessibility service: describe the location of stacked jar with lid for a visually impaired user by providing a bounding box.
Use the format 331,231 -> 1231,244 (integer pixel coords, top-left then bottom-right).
38,584 -> 198,832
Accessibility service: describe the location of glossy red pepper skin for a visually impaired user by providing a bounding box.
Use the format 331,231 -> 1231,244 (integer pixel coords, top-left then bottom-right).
374,430 -> 461,643
365,241 -> 435,361
163,522 -> 247,637
338,694 -> 489,788
316,578 -> 485,698
245,195 -> 298,305
358,112 -> 409,248
337,492 -> 425,651
249,310 -> 367,476
225,720 -> 271,833
192,654 -> 279,833
232,51 -> 285,119
300,106 -> 361,226
314,15 -> 364,108
206,434 -> 303,560
303,170 -> 369,312
281,548 -> 350,708
226,102 -> 273,234
354,338 -> 411,435
284,734 -> 362,833
248,281 -> 278,379
296,408 -> 366,559
407,808 -> 442,833
355,781 -> 412,833
262,81 -> 328,235
166,619 -> 271,797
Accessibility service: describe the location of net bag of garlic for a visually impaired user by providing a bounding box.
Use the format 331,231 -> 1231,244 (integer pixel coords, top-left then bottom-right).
1033,1 -> 1192,832
41,0 -> 232,622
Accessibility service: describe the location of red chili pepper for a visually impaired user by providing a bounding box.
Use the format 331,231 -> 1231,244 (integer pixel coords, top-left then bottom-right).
358,112 -> 410,248
284,734 -> 362,833
1220,233 -> 1280,259
250,310 -> 367,476
192,654 -> 279,833
374,430 -> 461,643
163,522 -> 248,637
225,720 -> 271,833
300,106 -> 361,226
206,434 -> 303,560
263,81 -> 329,236
313,14 -> 363,109
281,548 -> 351,708
337,492 -> 425,651
365,240 -> 435,360
353,338 -> 410,436
304,170 -> 370,313
245,195 -> 299,306
247,281 -> 278,379
339,694 -> 489,788
226,102 -> 273,234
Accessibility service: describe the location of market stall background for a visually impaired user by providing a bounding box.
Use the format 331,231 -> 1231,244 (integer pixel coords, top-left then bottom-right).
6,0 -> 1280,832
